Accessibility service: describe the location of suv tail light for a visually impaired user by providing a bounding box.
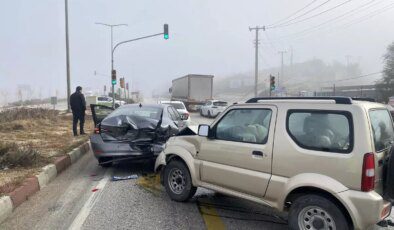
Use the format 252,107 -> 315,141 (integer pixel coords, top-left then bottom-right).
183,112 -> 189,120
94,127 -> 100,134
361,153 -> 375,192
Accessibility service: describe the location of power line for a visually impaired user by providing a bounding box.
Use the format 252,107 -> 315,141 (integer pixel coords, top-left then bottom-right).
339,1 -> 394,28
267,0 -> 319,27
268,0 -> 353,29
321,71 -> 382,83
276,0 -> 381,40
268,0 -> 393,43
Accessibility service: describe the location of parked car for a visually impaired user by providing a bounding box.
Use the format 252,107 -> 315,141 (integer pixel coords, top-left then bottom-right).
90,103 -> 187,167
200,100 -> 228,118
155,97 -> 394,230
159,101 -> 191,126
86,96 -> 125,108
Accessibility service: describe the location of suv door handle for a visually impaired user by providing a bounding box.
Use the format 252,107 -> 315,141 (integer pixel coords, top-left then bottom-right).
252,151 -> 264,157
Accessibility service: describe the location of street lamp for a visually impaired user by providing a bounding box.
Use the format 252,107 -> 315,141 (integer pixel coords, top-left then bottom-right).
95,22 -> 128,108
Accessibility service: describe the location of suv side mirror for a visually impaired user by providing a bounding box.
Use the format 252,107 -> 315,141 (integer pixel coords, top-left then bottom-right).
198,124 -> 210,137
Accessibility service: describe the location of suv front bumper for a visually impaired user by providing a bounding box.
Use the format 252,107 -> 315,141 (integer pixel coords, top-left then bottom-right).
338,190 -> 391,229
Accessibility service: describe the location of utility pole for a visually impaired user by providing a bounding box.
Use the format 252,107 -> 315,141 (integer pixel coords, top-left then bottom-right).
278,51 -> 287,88
345,55 -> 351,76
249,26 -> 265,97
95,23 -> 128,108
65,0 -> 71,112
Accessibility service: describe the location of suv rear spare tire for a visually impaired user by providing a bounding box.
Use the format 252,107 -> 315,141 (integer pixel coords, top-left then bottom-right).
288,194 -> 350,230
164,160 -> 197,202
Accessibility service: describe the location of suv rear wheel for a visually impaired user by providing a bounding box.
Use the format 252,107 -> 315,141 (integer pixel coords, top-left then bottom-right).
164,160 -> 196,202
289,194 -> 350,230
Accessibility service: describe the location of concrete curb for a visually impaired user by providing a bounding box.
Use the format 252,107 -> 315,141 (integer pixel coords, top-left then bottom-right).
36,164 -> 57,188
0,196 -> 12,224
0,141 -> 91,224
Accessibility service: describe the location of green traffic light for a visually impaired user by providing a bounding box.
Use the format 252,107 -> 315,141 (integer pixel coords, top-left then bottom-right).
112,80 -> 116,85
164,34 -> 169,40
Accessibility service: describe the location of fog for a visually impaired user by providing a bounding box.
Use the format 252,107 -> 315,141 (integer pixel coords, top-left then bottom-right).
1,0 -> 394,104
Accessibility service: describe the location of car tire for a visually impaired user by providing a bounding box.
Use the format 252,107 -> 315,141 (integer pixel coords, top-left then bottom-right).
208,110 -> 212,118
164,160 -> 197,202
200,109 -> 204,117
288,194 -> 350,230
98,157 -> 112,168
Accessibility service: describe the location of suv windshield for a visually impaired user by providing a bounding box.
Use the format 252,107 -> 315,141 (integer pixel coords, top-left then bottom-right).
369,109 -> 394,152
213,101 -> 228,106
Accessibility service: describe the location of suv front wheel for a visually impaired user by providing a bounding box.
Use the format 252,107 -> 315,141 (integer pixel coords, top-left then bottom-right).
164,160 -> 197,202
288,194 -> 350,230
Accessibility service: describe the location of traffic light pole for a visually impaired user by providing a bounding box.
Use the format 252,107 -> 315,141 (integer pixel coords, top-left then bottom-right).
111,32 -> 166,106
95,23 -> 128,108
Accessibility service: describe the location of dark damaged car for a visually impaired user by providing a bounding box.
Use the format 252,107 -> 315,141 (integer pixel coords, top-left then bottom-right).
90,104 -> 187,167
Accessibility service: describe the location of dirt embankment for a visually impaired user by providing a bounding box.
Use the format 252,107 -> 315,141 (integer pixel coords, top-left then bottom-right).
0,108 -> 93,195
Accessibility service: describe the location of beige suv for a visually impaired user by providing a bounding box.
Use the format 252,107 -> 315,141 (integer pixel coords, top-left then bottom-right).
155,97 -> 394,230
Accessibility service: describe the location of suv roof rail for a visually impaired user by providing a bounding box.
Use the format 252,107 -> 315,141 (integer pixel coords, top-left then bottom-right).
351,97 -> 376,102
245,96 -> 353,104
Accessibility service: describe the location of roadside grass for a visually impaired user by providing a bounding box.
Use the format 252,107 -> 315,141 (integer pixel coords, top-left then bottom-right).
0,108 -> 93,195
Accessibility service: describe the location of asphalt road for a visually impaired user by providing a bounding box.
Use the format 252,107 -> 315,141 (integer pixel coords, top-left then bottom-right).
0,113 -> 391,230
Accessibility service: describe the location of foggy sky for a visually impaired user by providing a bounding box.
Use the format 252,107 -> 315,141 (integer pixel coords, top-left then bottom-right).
1,0 -> 394,101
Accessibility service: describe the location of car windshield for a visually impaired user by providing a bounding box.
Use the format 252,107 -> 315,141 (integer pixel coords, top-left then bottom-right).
213,101 -> 227,106
369,109 -> 394,152
164,102 -> 185,110
98,97 -> 108,101
108,106 -> 163,120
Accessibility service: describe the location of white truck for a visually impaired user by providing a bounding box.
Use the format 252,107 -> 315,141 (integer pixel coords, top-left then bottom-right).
170,74 -> 213,111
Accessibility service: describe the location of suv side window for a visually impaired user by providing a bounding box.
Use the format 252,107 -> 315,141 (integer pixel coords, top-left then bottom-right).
287,110 -> 353,153
215,109 -> 272,144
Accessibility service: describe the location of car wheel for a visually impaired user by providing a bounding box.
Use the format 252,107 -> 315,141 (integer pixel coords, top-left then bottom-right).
164,160 -> 197,202
98,157 -> 112,168
288,194 -> 350,230
200,109 -> 203,116
208,110 -> 212,118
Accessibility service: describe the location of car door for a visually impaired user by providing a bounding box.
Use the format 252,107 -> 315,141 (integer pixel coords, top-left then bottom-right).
203,101 -> 212,115
197,105 -> 277,197
90,104 -> 114,127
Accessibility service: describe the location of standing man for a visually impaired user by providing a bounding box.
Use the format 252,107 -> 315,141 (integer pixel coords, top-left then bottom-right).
70,86 -> 86,136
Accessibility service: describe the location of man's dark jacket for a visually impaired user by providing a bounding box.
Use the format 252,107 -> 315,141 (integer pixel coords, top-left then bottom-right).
70,91 -> 86,114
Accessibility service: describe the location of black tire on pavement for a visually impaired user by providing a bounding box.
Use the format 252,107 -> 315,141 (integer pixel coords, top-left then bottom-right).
208,110 -> 212,118
288,194 -> 350,230
164,160 -> 197,202
98,157 -> 112,168
200,109 -> 203,117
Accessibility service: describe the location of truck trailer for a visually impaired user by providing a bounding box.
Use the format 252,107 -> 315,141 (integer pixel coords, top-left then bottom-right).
170,74 -> 213,111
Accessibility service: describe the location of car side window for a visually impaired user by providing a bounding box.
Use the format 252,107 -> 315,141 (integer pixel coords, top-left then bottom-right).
287,110 -> 353,153
167,107 -> 180,121
171,107 -> 181,120
215,109 -> 272,144
206,101 -> 212,106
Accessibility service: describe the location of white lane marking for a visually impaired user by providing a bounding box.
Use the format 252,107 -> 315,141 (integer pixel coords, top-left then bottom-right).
68,169 -> 111,230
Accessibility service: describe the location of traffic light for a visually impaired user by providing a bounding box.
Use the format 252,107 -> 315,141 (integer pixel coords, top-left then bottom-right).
120,77 -> 125,88
164,24 -> 169,40
111,70 -> 116,85
270,75 -> 276,91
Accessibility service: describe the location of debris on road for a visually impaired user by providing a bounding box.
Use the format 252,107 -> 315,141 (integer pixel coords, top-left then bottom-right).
91,188 -> 99,192
111,175 -> 138,181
